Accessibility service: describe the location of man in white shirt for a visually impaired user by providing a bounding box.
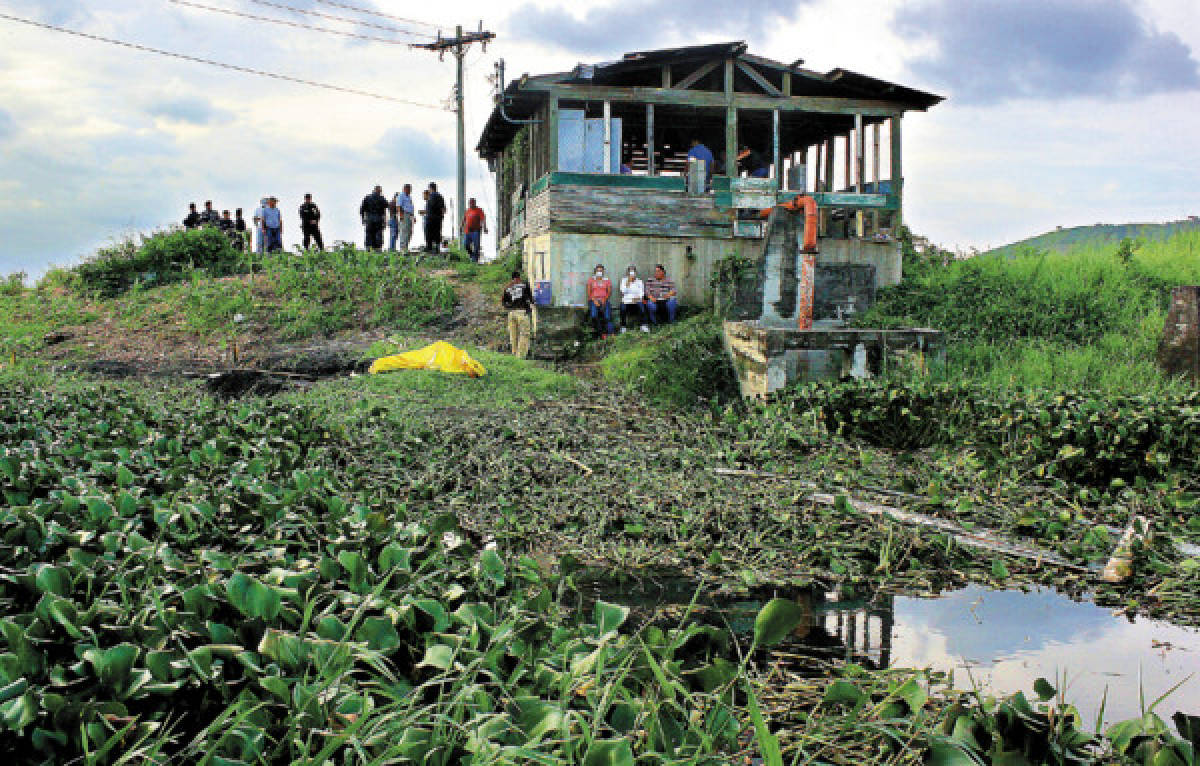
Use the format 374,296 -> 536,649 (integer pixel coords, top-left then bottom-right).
618,266 -> 648,333
390,184 -> 415,253
253,197 -> 268,254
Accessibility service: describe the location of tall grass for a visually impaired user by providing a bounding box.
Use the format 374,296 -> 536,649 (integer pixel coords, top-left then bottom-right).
861,231 -> 1200,393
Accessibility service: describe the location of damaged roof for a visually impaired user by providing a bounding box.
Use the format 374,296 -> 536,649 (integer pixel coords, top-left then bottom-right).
477,41 -> 943,158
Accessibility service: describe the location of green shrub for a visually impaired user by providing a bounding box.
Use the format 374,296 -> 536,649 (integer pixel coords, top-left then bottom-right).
601,314 -> 738,409
73,227 -> 246,296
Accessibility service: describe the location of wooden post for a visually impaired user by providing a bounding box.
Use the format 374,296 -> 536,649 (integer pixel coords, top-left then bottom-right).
725,106 -> 737,178
782,71 -> 792,97
872,121 -> 881,233
547,96 -> 559,172
772,109 -> 781,187
890,115 -> 903,229
824,138 -> 835,192
843,133 -> 851,193
602,100 -> 612,174
662,65 -> 671,88
646,103 -> 655,176
855,114 -> 865,236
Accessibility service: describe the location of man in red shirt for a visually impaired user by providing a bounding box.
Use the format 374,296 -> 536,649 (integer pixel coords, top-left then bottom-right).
461,198 -> 488,262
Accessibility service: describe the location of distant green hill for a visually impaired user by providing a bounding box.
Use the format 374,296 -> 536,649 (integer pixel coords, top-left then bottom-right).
986,218 -> 1200,257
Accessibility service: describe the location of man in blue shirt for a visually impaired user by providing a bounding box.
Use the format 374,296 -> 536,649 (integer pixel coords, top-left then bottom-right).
262,197 -> 283,253
687,139 -> 714,176
390,184 -> 415,253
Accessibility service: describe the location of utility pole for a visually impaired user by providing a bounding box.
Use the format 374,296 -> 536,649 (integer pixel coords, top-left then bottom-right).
413,23 -> 495,232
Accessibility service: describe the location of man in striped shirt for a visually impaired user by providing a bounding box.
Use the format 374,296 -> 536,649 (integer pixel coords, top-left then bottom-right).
644,264 -> 678,325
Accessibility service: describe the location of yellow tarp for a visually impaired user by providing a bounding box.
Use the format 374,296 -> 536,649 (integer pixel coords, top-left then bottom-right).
368,341 -> 486,378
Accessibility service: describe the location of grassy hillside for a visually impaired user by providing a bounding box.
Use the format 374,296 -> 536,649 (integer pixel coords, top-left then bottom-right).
987,218 -> 1200,258
858,229 -> 1200,393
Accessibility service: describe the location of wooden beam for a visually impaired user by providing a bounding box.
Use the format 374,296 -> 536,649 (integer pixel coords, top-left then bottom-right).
891,115 -> 903,229
674,59 -> 722,90
724,58 -> 734,100
855,113 -> 865,236
772,109 -> 781,184
736,59 -> 784,97
726,105 -> 737,178
782,71 -> 792,97
547,96 -> 559,172
540,83 -> 902,116
602,100 -> 612,174
872,121 -> 881,231
843,133 -> 851,193
646,103 -> 655,176
824,138 -> 835,192
662,64 -> 671,88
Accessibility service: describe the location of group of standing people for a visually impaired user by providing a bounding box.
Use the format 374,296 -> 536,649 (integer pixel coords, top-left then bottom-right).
361,182 -> 463,256
182,200 -> 249,251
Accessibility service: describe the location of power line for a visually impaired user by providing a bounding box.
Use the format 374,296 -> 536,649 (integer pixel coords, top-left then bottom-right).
240,0 -> 434,38
308,0 -> 444,30
169,0 -> 413,45
0,11 -> 447,109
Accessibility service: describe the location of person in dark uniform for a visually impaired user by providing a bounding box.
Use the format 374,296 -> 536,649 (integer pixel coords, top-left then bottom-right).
183,203 -> 200,229
299,193 -> 324,251
233,208 -> 247,251
737,145 -> 770,178
424,182 -> 446,253
200,200 -> 221,226
359,185 -> 388,251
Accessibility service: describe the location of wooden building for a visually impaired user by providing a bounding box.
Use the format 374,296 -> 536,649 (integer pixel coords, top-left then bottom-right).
476,41 -> 942,310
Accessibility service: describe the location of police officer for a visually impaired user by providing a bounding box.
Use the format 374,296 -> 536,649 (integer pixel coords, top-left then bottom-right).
200,200 -> 221,227
183,203 -> 200,230
359,185 -> 388,251
299,193 -> 324,251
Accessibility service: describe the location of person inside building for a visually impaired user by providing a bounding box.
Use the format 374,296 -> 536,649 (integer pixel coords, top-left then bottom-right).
299,193 -> 324,251
687,138 -> 715,180
424,182 -> 446,253
501,269 -> 533,359
461,198 -> 487,263
183,203 -> 200,230
644,263 -> 678,325
586,263 -> 614,339
391,183 -> 415,253
233,208 -> 247,251
619,265 -> 647,333
738,145 -> 770,178
360,185 -> 388,251
262,197 -> 284,253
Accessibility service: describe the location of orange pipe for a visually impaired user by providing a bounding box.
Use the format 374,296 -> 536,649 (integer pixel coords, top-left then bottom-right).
759,195 -> 819,252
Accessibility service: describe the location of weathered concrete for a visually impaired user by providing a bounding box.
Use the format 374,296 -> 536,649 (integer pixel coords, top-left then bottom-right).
724,321 -> 945,397
1158,286 -> 1200,380
819,238 -> 902,288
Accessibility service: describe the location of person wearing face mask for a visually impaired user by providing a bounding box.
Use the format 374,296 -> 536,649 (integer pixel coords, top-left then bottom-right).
586,264 -> 614,339
619,266 -> 647,333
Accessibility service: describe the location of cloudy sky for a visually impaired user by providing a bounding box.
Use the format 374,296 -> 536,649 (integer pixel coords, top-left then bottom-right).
1,0 -> 1198,277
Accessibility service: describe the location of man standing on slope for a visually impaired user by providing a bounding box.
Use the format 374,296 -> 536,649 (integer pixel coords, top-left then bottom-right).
262,197 -> 284,253
299,193 -> 324,251
360,185 -> 389,251
424,182 -> 446,253
390,184 -> 415,253
461,198 -> 487,263
502,269 -> 533,359
183,203 -> 200,230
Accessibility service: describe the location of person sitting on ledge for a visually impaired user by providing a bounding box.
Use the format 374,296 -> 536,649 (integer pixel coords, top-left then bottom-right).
644,263 -> 678,325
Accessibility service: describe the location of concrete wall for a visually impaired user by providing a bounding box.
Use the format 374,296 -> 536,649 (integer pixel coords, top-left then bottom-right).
523,231 -> 760,308
819,238 -> 903,288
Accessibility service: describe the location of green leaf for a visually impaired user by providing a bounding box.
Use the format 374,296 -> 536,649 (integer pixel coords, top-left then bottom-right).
822,679 -> 866,708
594,601 -> 629,635
84,643 -> 139,688
753,597 -> 807,648
1033,677 -> 1056,702
745,683 -> 783,766
357,617 -> 401,651
257,630 -> 308,672
226,573 -> 281,621
582,739 -> 635,766
895,677 -> 928,712
33,565 -> 71,597
418,644 -> 454,671
927,741 -> 983,766
687,658 -> 738,692
479,548 -> 506,587
991,559 -> 1010,580
378,543 -> 412,573
0,692 -> 37,731
316,616 -> 347,641
34,594 -> 82,638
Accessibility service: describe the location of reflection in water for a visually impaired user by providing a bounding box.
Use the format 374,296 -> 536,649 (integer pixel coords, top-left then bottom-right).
819,584 -> 1200,725
590,578 -> 1200,725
